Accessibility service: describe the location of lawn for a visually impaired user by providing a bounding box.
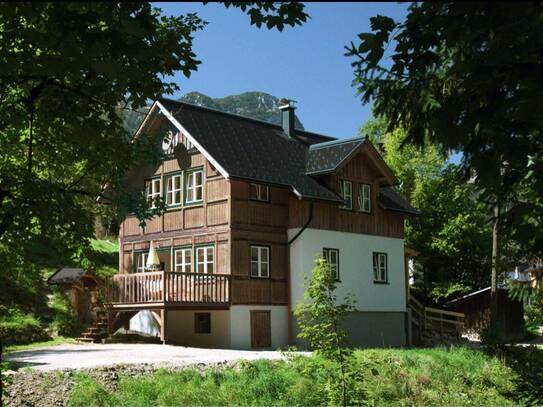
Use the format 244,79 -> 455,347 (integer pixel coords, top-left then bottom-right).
4,336 -> 77,353
66,345 -> 542,407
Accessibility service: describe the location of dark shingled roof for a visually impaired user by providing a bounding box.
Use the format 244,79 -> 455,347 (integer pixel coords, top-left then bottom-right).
160,99 -> 343,203
158,99 -> 419,214
378,187 -> 420,216
306,137 -> 365,175
47,268 -> 86,285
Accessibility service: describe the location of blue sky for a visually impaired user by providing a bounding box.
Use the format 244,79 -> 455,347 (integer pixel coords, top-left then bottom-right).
156,2 -> 409,139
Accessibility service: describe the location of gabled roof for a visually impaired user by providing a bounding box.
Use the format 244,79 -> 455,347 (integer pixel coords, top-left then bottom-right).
146,98 -> 418,212
378,187 -> 420,216
158,98 -> 343,203
47,268 -> 86,285
306,137 -> 365,175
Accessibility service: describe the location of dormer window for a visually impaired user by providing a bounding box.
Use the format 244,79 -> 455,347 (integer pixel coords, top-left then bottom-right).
358,183 -> 372,213
249,183 -> 269,202
145,178 -> 162,208
339,180 -> 352,210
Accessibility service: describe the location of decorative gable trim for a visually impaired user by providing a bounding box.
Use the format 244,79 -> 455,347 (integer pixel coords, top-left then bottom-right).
156,101 -> 230,180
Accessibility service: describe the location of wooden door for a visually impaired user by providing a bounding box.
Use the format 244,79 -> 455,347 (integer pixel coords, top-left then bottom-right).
250,310 -> 271,348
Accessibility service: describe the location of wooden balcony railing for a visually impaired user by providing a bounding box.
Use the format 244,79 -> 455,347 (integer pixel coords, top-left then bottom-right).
105,271 -> 230,305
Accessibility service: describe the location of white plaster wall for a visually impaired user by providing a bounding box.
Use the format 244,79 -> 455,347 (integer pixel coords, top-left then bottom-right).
129,310 -> 160,337
167,310 -> 231,348
230,305 -> 288,350
289,228 -> 406,312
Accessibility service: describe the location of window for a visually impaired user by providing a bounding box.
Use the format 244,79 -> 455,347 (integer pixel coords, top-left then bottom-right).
194,312 -> 211,334
174,248 -> 192,273
136,252 -> 148,273
145,178 -> 161,208
339,180 -> 352,210
196,246 -> 214,274
251,246 -> 270,278
249,183 -> 269,202
358,183 -> 372,213
373,252 -> 388,283
186,169 -> 203,204
323,248 -> 340,280
166,174 -> 183,206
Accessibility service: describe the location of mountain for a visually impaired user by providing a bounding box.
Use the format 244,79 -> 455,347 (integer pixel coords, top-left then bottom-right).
120,91 -> 304,135
179,91 -> 304,130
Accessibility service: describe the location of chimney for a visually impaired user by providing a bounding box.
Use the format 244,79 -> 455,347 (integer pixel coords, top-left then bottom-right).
278,98 -> 296,138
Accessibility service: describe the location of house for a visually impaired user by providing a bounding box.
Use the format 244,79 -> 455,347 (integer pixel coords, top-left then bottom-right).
103,98 -> 419,349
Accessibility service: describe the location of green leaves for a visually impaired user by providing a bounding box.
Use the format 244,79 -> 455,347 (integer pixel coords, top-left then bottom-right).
0,2 -> 309,275
348,2 -> 543,257
217,2 -> 308,31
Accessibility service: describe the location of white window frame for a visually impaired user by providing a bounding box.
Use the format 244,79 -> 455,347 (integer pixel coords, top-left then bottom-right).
358,183 -> 372,213
373,252 -> 388,283
250,245 -> 270,278
339,180 -> 352,210
136,252 -> 148,273
174,247 -> 192,273
323,248 -> 340,281
195,246 -> 214,274
249,183 -> 270,202
186,169 -> 204,204
166,174 -> 183,206
146,178 -> 162,208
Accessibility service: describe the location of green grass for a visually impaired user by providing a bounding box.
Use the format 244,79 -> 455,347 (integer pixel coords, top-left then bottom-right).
4,336 -> 77,353
67,346 -> 522,407
90,238 -> 119,253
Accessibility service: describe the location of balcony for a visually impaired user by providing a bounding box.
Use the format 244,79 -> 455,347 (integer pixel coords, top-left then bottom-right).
105,271 -> 230,308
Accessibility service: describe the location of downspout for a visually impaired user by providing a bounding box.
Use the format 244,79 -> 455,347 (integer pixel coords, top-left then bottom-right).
288,202 -> 314,245
287,201 -> 313,345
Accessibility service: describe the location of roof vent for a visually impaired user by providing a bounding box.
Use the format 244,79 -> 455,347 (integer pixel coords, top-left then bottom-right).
278,98 -> 297,138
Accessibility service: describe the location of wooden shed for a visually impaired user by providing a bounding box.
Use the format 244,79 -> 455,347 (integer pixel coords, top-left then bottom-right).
446,287 -> 524,341
47,268 -> 102,325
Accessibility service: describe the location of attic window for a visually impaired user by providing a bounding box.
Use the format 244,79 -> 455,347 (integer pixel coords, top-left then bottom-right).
186,169 -> 203,204
145,178 -> 162,208
250,183 -> 269,202
358,183 -> 371,213
339,180 -> 352,210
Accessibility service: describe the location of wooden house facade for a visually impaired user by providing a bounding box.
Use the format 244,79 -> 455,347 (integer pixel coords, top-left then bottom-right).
104,99 -> 419,349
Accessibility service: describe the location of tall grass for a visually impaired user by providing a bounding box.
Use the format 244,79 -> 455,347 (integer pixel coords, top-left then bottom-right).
68,347 -> 517,407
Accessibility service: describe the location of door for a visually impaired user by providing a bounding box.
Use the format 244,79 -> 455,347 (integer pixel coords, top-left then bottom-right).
250,310 -> 271,348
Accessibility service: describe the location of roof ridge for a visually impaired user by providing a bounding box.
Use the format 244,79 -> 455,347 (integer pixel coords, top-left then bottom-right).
159,97 -> 335,142
309,135 -> 365,150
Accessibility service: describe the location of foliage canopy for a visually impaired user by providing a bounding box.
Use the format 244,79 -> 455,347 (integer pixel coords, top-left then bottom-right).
347,2 -> 543,256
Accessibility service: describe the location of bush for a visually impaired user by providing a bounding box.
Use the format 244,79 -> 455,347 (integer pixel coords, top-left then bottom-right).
49,290 -> 83,337
525,302 -> 543,326
0,308 -> 49,346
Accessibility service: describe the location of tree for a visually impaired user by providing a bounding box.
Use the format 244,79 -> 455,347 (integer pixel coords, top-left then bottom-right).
361,118 -> 501,303
347,2 -> 543,325
0,2 -> 307,269
294,257 -> 359,406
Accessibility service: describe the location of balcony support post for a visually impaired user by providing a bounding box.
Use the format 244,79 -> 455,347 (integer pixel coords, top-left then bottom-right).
160,308 -> 168,344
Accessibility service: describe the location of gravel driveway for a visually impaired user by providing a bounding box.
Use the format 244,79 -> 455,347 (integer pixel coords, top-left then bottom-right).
5,343 -> 290,371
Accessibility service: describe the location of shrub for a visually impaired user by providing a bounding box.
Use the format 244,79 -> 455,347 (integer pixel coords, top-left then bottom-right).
48,290 -> 83,337
0,308 -> 49,346
525,302 -> 543,326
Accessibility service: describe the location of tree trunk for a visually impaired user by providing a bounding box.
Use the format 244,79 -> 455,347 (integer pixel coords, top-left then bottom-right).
490,203 -> 500,328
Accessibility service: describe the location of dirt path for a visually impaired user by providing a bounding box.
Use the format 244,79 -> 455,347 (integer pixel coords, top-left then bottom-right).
5,343 -> 290,371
